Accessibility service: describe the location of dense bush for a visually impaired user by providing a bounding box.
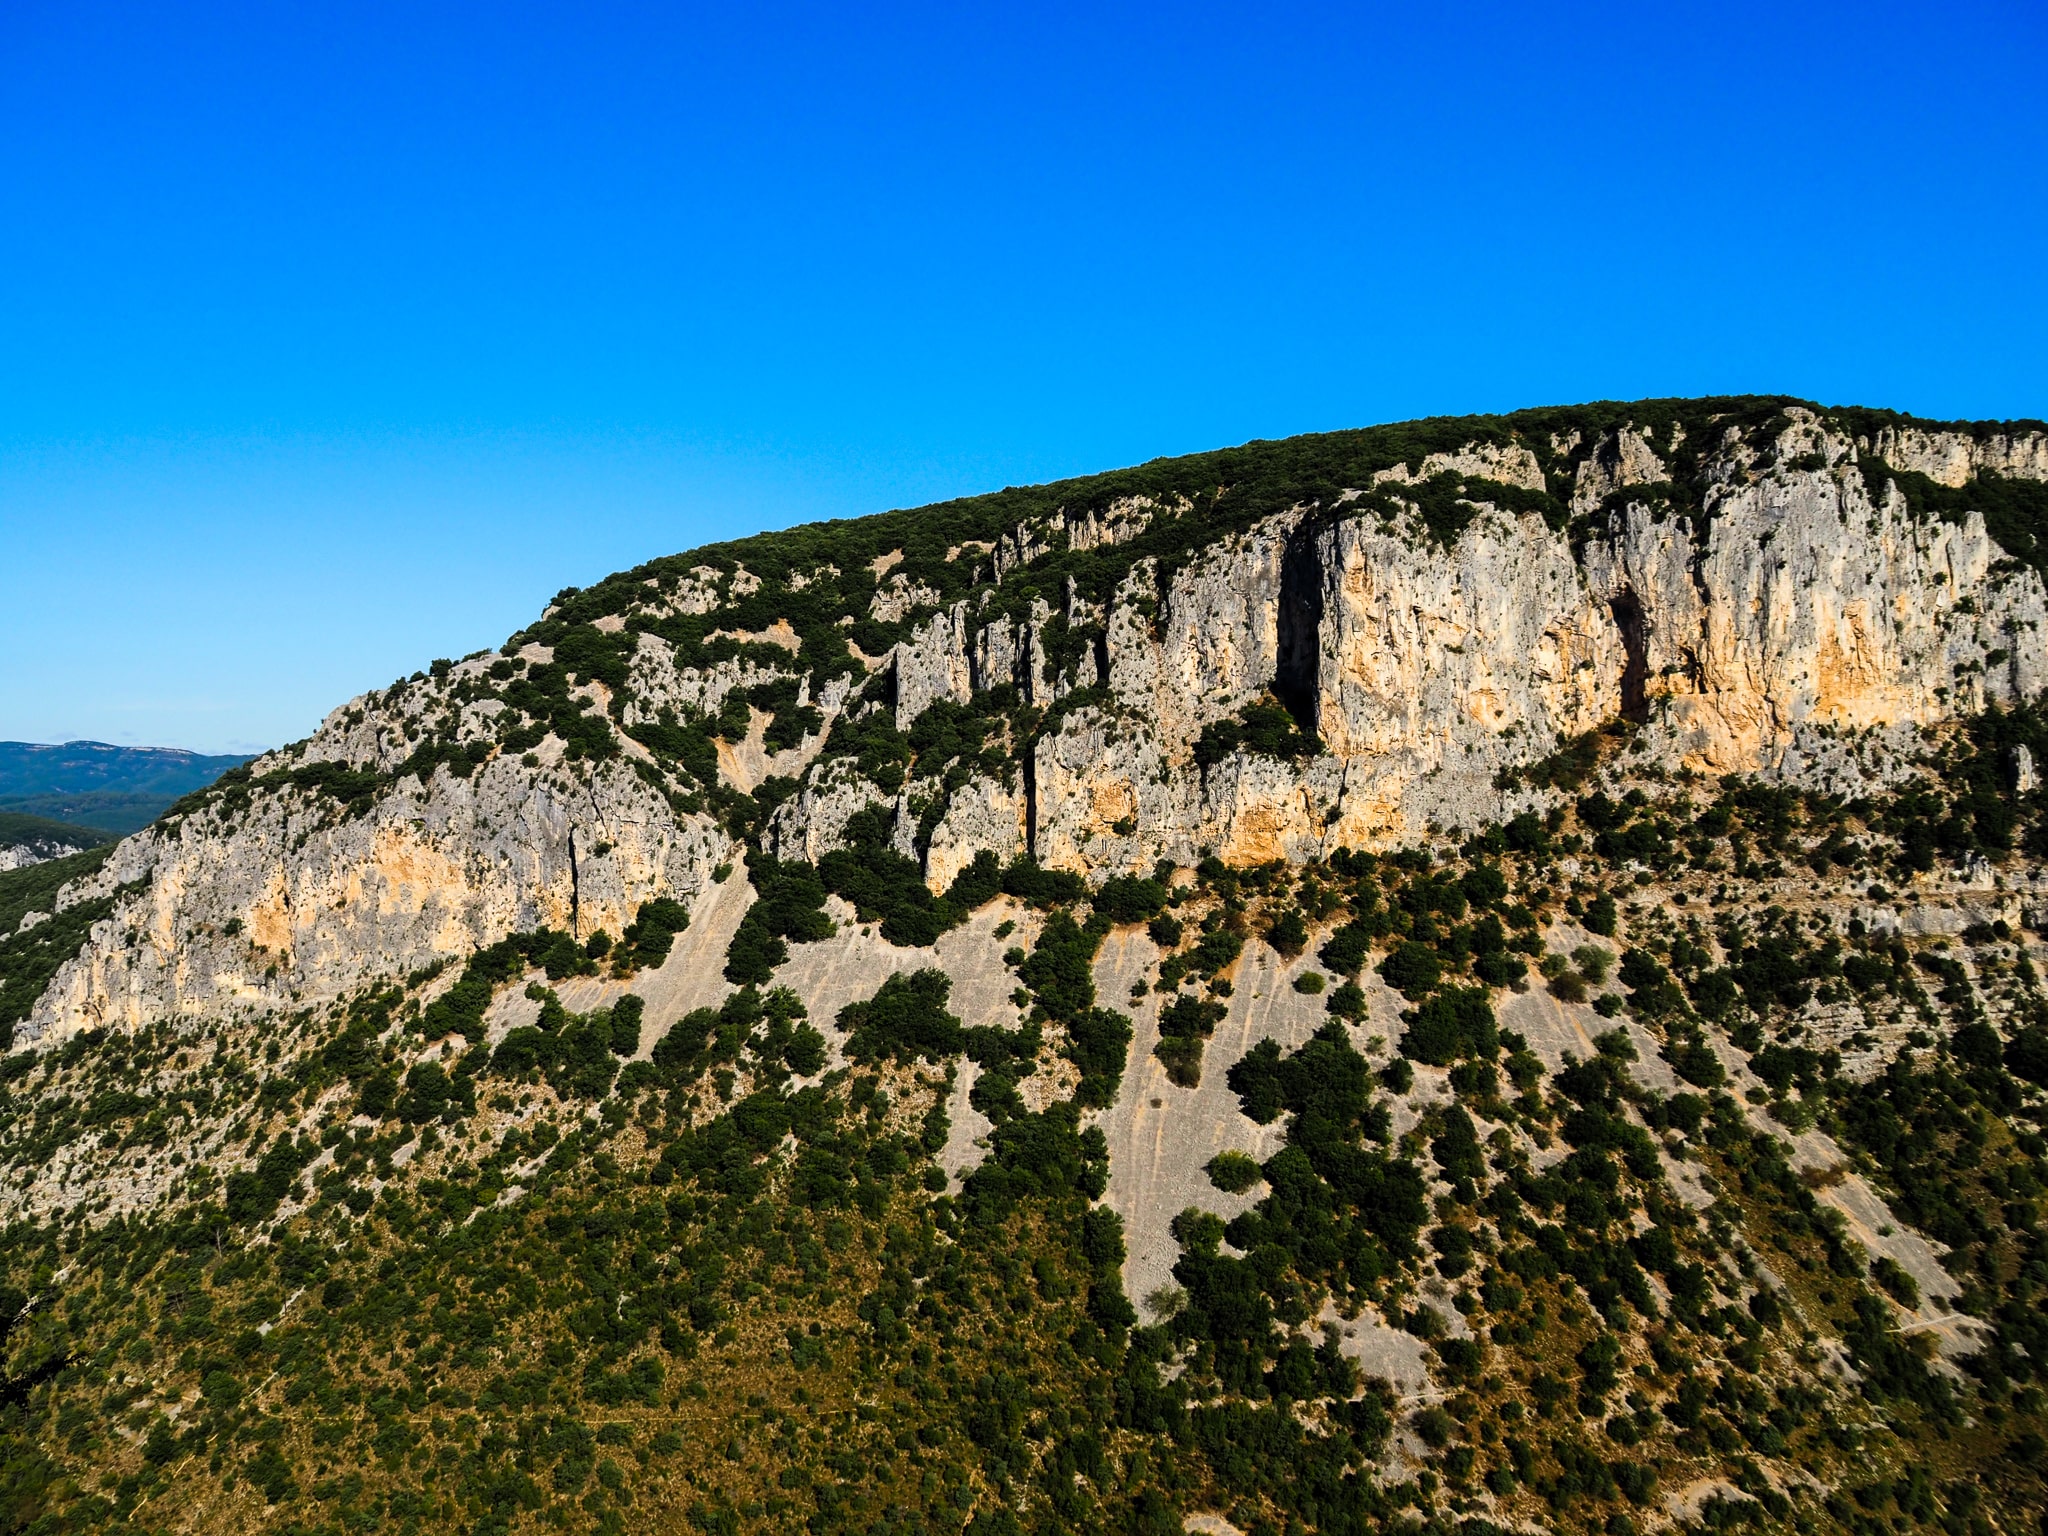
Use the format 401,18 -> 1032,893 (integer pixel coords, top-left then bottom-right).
1153,995 -> 1228,1088
1093,876 -> 1168,925
1264,908 -> 1308,957
726,856 -> 835,983
840,969 -> 963,1064
1378,940 -> 1442,1001
1206,1150 -> 1263,1194
487,989 -> 631,1100
1192,699 -> 1320,768
618,897 -> 689,971
1400,985 -> 1497,1066
1001,857 -> 1088,910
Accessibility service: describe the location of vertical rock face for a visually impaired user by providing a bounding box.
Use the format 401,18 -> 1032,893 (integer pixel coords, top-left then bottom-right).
1870,425 -> 2048,486
1580,468 -> 2047,773
27,745 -> 727,1044
922,773 -> 1029,893
1570,426 -> 1670,512
892,603 -> 977,729
17,400 -> 2048,1040
1150,522 -> 1297,745
1307,507 -> 1622,766
841,414 -> 2048,881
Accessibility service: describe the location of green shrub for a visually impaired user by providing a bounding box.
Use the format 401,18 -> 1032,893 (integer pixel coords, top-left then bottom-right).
1400,986 -> 1497,1066
1265,909 -> 1308,957
1066,1008 -> 1133,1108
1018,911 -> 1103,1024
1378,941 -> 1442,1000
1317,919 -> 1375,978
1548,970 -> 1588,1004
1205,1150 -> 1263,1194
1188,927 -> 1243,975
1474,950 -> 1525,987
1584,893 -> 1618,936
1152,994 -> 1228,1088
1093,876 -> 1167,925
1324,981 -> 1367,1021
726,857 -> 834,983
1459,864 -> 1507,909
609,996 -> 644,1057
620,897 -> 689,970
946,851 -> 1003,910
487,990 -> 626,1099
714,692 -> 752,741
840,970 -> 962,1064
819,812 -> 948,942
1001,858 -> 1087,910
1158,994 -> 1227,1043
1193,698 -> 1320,767
1872,1256 -> 1921,1311
1153,1034 -> 1204,1088
782,1025 -> 828,1076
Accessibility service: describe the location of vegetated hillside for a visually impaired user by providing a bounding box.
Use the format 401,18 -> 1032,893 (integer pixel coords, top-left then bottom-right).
1,399 -> 2048,1536
0,742 -> 256,836
0,794 -> 185,838
0,813 -> 109,871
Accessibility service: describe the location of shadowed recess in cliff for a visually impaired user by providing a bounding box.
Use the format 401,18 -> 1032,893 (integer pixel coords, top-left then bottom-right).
1608,589 -> 1650,723
1274,518 -> 1326,739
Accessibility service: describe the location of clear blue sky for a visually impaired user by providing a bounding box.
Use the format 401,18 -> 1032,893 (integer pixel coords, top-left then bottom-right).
4,1 -> 2044,755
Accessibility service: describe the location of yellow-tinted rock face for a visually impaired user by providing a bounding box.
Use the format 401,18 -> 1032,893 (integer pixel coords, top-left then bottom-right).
1582,460 -> 2044,773
22,412 -> 2048,1037
869,416 -> 2048,881
27,704 -> 732,1042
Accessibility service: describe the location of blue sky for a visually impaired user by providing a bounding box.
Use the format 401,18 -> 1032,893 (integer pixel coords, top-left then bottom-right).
4,1 -> 2045,755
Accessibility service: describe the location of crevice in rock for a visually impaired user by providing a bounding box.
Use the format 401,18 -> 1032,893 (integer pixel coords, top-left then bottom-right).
1610,589 -> 1651,722
1274,520 -> 1326,738
1671,541 -> 1715,694
1022,750 -> 1039,859
567,826 -> 582,939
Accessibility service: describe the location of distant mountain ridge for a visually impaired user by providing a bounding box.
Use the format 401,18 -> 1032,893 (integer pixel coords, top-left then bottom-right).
0,739 -> 255,834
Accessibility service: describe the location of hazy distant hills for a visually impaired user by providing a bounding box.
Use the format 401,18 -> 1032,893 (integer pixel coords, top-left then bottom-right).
0,739 -> 255,834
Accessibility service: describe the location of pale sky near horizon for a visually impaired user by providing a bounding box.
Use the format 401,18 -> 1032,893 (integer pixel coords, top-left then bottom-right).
4,1 -> 2045,755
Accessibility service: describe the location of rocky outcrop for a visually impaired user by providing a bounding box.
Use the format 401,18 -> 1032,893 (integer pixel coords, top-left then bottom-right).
0,841 -> 83,873
1869,424 -> 2048,486
784,413 -> 2048,885
892,603 -> 977,729
24,745 -> 728,1045
21,403 -> 2048,1039
1378,441 -> 1548,493
1580,464 -> 2048,772
922,773 -> 1027,893
1570,426 -> 1671,512
765,758 -> 896,865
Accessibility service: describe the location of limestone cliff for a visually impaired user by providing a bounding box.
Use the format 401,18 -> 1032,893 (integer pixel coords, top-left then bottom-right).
795,406 -> 2048,879
8,398 -> 2048,1536
17,398 -> 2048,1043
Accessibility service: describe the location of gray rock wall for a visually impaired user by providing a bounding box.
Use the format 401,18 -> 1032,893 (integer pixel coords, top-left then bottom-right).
22,412 -> 2048,1039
